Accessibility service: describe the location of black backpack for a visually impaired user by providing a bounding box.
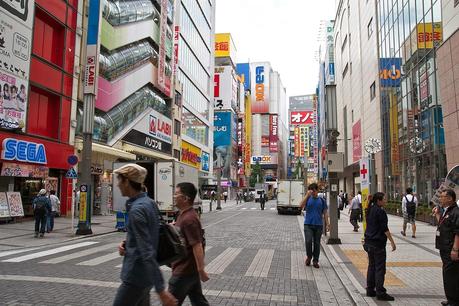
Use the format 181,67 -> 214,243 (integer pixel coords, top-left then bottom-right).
157,219 -> 188,266
405,195 -> 416,216
34,197 -> 47,215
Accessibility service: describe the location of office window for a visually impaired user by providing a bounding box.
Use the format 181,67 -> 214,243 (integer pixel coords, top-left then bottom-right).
174,119 -> 181,136
370,82 -> 376,100
33,8 -> 65,67
175,91 -> 182,106
368,18 -> 373,38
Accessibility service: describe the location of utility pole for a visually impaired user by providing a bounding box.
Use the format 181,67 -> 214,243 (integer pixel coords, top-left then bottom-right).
327,130 -> 341,244
77,0 -> 102,235
216,152 -> 222,210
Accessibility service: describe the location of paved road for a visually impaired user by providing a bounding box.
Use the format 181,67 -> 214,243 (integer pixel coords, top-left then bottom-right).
0,200 -> 353,305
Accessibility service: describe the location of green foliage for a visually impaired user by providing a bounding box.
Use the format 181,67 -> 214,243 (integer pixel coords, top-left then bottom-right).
292,159 -> 303,179
249,161 -> 262,187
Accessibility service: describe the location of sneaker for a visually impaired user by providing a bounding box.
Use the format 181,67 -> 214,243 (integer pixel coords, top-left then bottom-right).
313,262 -> 320,269
34,233 -> 38,238
39,233 -> 44,238
366,291 -> 376,297
305,257 -> 311,266
412,235 -> 416,238
400,231 -> 406,236
376,293 -> 395,301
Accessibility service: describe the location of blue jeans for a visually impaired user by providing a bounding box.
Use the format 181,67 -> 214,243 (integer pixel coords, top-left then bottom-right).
47,212 -> 55,232
168,274 -> 209,306
304,224 -> 323,262
34,213 -> 47,234
113,282 -> 151,306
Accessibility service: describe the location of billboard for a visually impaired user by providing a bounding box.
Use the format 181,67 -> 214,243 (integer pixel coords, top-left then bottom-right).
250,62 -> 270,113
379,58 -> 402,87
389,92 -> 400,175
352,120 -> 362,162
214,66 -> 237,110
417,22 -> 442,49
236,63 -> 251,91
269,114 -> 278,153
0,0 -> 35,131
251,155 -> 278,165
215,33 -> 236,59
157,0 -> 171,97
181,141 -> 201,169
244,94 -> 251,176
290,111 -> 314,125
214,111 -> 232,179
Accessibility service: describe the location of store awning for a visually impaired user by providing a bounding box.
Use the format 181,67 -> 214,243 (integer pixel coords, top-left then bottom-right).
122,143 -> 173,161
75,141 -> 137,160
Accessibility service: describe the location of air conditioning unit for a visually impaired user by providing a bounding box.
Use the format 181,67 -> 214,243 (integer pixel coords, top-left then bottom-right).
328,152 -> 344,172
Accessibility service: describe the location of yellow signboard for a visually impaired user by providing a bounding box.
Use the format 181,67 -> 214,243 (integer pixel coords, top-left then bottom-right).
181,141 -> 202,169
79,192 -> 87,222
244,94 -> 252,176
417,22 -> 442,49
215,33 -> 233,58
389,91 -> 401,175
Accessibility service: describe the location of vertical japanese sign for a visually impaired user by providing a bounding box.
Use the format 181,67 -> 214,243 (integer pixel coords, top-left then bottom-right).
352,120 -> 362,162
389,92 -> 401,175
0,0 -> 35,131
269,114 -> 278,153
157,0 -> 171,96
172,25 -> 179,78
250,62 -> 270,113
244,94 -> 251,176
83,0 -> 102,95
79,185 -> 88,222
360,157 -> 370,232
294,127 -> 300,157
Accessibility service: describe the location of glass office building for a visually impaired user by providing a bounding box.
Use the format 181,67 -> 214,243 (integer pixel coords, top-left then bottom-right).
377,0 -> 446,202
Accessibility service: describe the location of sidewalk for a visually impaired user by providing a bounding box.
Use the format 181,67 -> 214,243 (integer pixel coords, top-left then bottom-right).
321,209 -> 444,305
0,215 -> 117,251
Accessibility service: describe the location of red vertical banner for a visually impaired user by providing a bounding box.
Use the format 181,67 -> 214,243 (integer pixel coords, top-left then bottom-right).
214,74 -> 220,97
269,114 -> 278,152
352,120 -> 362,162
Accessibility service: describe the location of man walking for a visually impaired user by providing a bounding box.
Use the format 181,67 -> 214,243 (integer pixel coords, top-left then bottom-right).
32,189 -> 51,238
169,182 -> 209,306
401,187 -> 418,238
47,190 -> 60,232
113,164 -> 176,306
364,192 -> 396,301
300,183 -> 330,268
432,189 -> 459,306
349,193 -> 361,232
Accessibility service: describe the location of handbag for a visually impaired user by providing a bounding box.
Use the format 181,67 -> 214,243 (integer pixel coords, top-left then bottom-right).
156,215 -> 187,266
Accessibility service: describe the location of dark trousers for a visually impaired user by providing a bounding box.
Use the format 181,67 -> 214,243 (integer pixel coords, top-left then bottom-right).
304,224 -> 323,262
34,213 -> 47,234
365,244 -> 387,295
47,211 -> 55,232
260,200 -> 265,210
113,282 -> 151,306
168,274 -> 209,306
440,250 -> 459,305
350,209 -> 360,229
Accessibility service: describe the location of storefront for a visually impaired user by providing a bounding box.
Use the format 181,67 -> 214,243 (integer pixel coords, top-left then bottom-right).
0,132 -> 74,217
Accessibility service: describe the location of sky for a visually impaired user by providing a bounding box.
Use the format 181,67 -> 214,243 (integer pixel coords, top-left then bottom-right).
215,0 -> 336,97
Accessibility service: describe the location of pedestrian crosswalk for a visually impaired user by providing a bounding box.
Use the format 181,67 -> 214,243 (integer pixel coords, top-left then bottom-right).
1,241 -> 310,280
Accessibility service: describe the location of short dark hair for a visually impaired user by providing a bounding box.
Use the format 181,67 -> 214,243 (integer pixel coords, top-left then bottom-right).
406,187 -> 413,194
50,190 -> 56,195
117,174 -> 142,192
372,192 -> 385,204
358,191 -> 362,195
443,189 -> 456,202
177,182 -> 197,204
308,183 -> 319,191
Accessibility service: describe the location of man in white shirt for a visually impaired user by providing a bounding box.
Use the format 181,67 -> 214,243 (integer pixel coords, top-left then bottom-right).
401,187 -> 418,238
47,190 -> 60,232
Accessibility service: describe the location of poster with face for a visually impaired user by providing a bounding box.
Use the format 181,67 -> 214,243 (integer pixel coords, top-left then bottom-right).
0,192 -> 10,218
6,191 -> 24,217
0,71 -> 27,130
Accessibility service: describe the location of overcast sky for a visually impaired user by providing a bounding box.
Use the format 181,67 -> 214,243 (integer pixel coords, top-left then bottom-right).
215,0 -> 336,98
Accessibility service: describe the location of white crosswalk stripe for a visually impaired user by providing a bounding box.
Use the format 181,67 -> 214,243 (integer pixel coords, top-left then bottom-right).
245,249 -> 274,277
77,251 -> 120,266
0,247 -> 40,259
2,242 -> 98,263
206,247 -> 242,274
41,243 -> 119,264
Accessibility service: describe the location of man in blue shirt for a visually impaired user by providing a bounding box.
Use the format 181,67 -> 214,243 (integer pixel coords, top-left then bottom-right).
113,164 -> 176,306
300,183 -> 330,268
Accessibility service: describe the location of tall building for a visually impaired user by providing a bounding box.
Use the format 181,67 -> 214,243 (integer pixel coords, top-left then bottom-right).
176,0 -> 215,185
437,0 -> 459,171
376,0 -> 446,201
334,0 -> 383,194
0,0 -> 79,216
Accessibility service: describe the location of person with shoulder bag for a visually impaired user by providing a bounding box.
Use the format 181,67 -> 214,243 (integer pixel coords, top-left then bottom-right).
401,187 -> 418,238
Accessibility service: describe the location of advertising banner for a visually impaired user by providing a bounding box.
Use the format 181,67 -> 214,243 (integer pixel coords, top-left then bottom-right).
352,120 -> 362,162
379,58 -> 402,87
290,111 -> 314,125
244,94 -> 251,176
0,0 -> 34,131
121,108 -> 172,155
269,114 -> 278,153
215,33 -> 235,58
294,127 -> 300,157
173,25 -> 179,77
251,155 -> 278,165
389,92 -> 401,175
214,66 -> 237,110
0,192 -> 10,218
1,162 -> 48,177
360,157 -> 370,232
201,151 -> 209,172
417,22 -> 442,49
236,63 -> 251,91
6,191 -> 23,217
83,0 -> 101,95
181,141 -> 201,169
214,111 -> 232,178
250,62 -> 270,113
157,0 -> 171,97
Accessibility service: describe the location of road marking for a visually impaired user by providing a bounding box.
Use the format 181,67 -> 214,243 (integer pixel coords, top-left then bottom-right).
270,208 -> 275,210
250,208 -> 256,210
0,248 -> 40,259
2,242 -> 98,262
41,243 -> 119,264
241,208 -> 247,210
291,251 -> 308,280
203,212 -> 244,229
245,249 -> 274,277
77,251 -> 120,266
206,247 -> 242,274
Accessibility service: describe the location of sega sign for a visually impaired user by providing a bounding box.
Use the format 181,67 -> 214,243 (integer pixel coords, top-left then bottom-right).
1,138 -> 47,164
379,58 -> 402,87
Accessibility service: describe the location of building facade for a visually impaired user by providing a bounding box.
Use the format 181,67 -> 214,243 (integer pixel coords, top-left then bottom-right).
377,0 -> 446,201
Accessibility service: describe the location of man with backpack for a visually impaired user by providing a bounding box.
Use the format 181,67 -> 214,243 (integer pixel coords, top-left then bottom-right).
33,189 -> 51,238
401,187 -> 418,238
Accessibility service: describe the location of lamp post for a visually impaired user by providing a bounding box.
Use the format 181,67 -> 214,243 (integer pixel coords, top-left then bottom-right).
216,152 -> 222,210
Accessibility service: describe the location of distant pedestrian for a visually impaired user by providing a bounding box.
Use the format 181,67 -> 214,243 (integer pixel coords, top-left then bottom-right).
169,182 -> 209,306
400,187 -> 418,238
33,189 -> 51,238
223,190 -> 228,203
432,189 -> 459,306
349,193 -> 360,232
357,191 -> 363,221
342,191 -> 349,208
259,191 -> 266,210
337,194 -> 343,220
47,190 -> 60,232
364,192 -> 396,301
113,164 -> 176,306
299,183 -> 330,268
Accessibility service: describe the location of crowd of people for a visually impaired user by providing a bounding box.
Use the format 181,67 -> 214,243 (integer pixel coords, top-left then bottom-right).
32,189 -> 61,238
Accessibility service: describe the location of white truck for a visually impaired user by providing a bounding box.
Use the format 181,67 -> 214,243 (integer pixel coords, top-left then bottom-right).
113,160 -> 201,222
276,180 -> 305,215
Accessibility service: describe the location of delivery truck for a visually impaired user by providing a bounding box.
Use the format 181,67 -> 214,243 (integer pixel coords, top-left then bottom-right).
276,180 -> 304,215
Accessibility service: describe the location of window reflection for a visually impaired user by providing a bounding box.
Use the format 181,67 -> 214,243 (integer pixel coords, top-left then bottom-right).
182,107 -> 208,146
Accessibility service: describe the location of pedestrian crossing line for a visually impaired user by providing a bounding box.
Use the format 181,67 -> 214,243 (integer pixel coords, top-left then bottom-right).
245,249 -> 274,277
2,242 -> 98,263
40,243 -> 119,264
0,248 -> 40,259
76,251 -> 120,266
241,208 -> 247,210
291,251 -> 308,280
206,247 -> 242,274
270,208 -> 275,210
250,208 -> 256,210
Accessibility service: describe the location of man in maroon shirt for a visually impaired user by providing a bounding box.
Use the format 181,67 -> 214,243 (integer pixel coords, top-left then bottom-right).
169,182 -> 209,306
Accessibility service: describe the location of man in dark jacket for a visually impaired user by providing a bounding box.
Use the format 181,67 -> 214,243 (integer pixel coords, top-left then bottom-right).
33,189 -> 51,238
114,164 -> 176,306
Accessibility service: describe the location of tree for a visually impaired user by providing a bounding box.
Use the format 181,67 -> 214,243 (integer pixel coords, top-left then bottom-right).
249,161 -> 263,187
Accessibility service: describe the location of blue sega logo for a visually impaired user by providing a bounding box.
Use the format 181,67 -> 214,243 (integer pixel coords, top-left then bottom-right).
1,138 -> 47,164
